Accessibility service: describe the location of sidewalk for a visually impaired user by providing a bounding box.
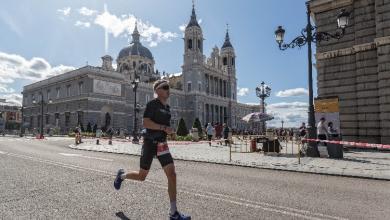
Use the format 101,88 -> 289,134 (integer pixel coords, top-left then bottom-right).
68,138 -> 390,180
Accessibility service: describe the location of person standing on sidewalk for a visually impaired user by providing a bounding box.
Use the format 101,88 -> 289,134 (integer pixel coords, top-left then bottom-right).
317,117 -> 329,141
113,79 -> 190,220
223,123 -> 230,146
206,123 -> 214,146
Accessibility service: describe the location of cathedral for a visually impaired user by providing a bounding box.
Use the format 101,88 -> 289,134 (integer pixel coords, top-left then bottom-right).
22,4 -> 259,134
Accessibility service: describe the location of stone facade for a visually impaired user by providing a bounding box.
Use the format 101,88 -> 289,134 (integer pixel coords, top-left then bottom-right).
22,5 -> 260,134
311,0 -> 390,143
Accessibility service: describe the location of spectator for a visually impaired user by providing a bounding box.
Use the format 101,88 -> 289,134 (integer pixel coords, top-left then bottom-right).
317,117 -> 329,141
215,123 -> 222,139
223,123 -> 230,146
327,122 -> 338,138
299,122 -> 307,138
206,123 -> 214,146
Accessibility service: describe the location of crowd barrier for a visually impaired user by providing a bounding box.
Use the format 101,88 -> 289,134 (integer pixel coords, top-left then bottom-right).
303,138 -> 390,150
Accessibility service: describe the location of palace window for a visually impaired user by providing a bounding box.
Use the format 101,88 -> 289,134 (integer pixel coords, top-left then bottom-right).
188,39 -> 193,49
65,112 -> 70,127
47,90 -> 51,101
78,82 -> 83,95
66,85 -> 71,97
56,88 -> 60,99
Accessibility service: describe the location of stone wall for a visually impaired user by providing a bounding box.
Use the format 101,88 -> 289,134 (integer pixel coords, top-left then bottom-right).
312,0 -> 390,143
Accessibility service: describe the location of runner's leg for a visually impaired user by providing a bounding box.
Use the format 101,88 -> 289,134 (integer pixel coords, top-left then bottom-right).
123,169 -> 149,181
163,163 -> 177,214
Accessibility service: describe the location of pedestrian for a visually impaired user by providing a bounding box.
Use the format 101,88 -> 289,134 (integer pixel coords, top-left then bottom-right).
206,122 -> 214,146
215,122 -> 222,139
113,79 -> 190,220
223,123 -> 230,146
327,122 -> 338,139
299,122 -> 307,138
317,117 -> 329,141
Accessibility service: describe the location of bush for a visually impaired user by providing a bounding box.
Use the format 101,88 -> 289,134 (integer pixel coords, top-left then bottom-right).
175,135 -> 192,141
192,118 -> 203,138
86,123 -> 92,133
176,118 -> 189,136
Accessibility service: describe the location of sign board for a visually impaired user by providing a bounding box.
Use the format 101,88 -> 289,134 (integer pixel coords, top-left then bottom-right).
93,79 -> 121,96
314,98 -> 340,135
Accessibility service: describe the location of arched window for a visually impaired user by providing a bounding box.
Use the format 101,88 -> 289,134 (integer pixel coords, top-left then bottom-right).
223,57 -> 227,66
197,40 -> 201,50
133,62 -> 136,69
188,39 -> 193,49
231,58 -> 235,66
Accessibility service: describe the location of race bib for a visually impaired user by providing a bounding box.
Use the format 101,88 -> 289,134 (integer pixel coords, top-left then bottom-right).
157,142 -> 170,156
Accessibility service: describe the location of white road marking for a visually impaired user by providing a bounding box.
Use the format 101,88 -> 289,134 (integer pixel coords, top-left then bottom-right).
58,153 -> 113,162
0,150 -> 7,154
3,151 -> 348,220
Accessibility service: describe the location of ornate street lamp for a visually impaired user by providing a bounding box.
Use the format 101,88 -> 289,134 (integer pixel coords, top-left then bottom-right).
256,81 -> 271,134
33,93 -> 52,139
275,2 -> 350,156
131,74 -> 141,144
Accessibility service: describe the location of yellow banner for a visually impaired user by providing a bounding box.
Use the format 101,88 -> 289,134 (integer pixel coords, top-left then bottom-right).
315,98 -> 339,113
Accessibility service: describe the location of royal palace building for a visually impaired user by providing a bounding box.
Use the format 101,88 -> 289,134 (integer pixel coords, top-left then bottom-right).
22,5 -> 259,134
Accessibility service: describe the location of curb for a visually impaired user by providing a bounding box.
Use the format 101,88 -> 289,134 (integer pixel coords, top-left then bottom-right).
68,144 -> 390,181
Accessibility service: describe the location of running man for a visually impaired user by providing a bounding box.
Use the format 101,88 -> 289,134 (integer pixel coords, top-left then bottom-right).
114,79 -> 191,220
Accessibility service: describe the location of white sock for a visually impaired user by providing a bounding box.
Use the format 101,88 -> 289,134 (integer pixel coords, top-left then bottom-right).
120,173 -> 127,180
170,201 -> 177,215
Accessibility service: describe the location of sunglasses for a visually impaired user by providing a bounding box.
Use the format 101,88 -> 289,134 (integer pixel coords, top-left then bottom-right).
161,85 -> 170,90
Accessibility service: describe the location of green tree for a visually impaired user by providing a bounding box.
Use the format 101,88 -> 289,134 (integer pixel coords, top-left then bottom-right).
86,122 -> 92,133
176,118 -> 189,136
192,118 -> 203,135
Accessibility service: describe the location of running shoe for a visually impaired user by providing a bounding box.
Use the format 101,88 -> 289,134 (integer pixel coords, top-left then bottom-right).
169,211 -> 191,220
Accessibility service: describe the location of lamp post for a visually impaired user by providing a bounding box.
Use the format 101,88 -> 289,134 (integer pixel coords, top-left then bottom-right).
275,2 -> 349,156
19,106 -> 24,137
33,93 -> 52,139
255,81 -> 271,134
131,74 -> 140,144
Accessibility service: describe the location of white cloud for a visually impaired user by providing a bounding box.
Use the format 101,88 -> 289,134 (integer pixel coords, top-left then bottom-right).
0,93 -> 22,106
68,6 -> 178,48
0,84 -> 15,93
266,102 -> 308,127
0,51 -> 75,83
179,24 -> 186,32
57,7 -> 71,16
78,7 -> 97,16
237,88 -> 249,97
75,21 -> 91,28
276,88 -> 308,97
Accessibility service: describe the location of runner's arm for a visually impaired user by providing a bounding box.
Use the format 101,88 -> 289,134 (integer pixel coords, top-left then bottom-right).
143,118 -> 168,132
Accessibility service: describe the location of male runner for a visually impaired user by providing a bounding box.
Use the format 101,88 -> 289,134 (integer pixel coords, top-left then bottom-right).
114,79 -> 191,220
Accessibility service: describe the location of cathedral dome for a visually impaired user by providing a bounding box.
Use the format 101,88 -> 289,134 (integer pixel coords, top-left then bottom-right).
117,42 -> 154,60
117,22 -> 154,61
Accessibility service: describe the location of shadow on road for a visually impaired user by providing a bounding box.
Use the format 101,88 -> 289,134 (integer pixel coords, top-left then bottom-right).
115,211 -> 131,220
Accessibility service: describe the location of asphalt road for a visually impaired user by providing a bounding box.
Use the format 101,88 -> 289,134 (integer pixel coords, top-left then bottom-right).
0,137 -> 389,220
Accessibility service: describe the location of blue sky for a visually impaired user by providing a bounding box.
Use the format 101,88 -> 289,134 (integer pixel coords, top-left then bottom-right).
0,0 -> 319,127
